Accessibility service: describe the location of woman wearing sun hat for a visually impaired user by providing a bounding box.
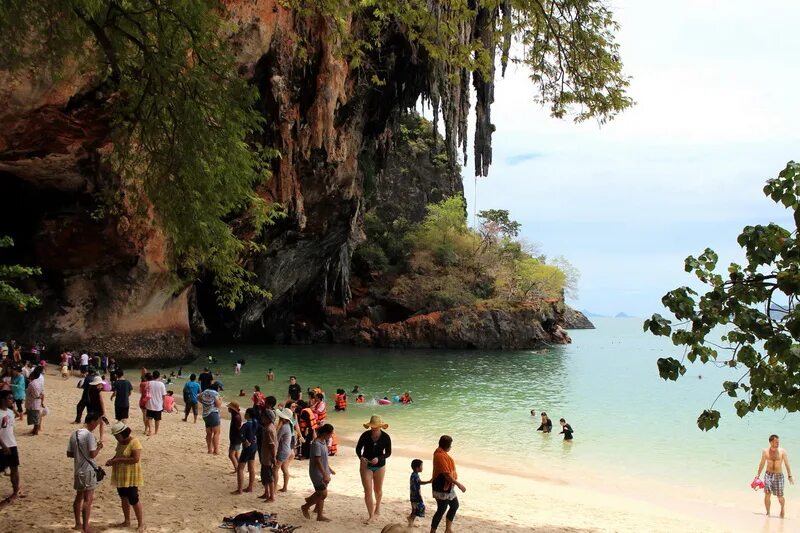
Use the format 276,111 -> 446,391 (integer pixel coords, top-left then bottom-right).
274,407 -> 295,492
356,415 -> 392,523
106,421 -> 144,532
86,375 -> 106,442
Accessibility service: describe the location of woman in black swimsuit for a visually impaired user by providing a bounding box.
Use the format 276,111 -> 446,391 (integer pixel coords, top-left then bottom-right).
355,415 -> 391,523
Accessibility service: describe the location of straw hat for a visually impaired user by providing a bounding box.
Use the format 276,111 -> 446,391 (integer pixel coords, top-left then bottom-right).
88,376 -> 103,386
363,415 -> 389,429
275,407 -> 294,421
110,421 -> 128,436
227,401 -> 240,411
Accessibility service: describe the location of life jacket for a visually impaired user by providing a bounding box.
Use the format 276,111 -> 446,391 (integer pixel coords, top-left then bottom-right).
335,393 -> 347,410
252,391 -> 265,407
299,407 -> 318,434
327,432 -> 338,456
356,396 -> 365,403
314,401 -> 327,423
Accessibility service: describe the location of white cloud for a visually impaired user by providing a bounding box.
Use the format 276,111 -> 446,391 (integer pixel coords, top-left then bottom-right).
461,1 -> 800,316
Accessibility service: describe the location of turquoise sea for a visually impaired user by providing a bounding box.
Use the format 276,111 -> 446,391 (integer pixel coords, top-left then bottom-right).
155,317 -> 799,493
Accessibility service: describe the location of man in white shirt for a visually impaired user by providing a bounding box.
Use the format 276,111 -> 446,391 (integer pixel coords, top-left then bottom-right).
145,370 -> 167,436
0,390 -> 21,506
79,353 -> 90,375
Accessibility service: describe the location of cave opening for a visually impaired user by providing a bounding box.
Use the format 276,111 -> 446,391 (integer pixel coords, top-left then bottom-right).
0,171 -> 88,331
0,172 -> 88,280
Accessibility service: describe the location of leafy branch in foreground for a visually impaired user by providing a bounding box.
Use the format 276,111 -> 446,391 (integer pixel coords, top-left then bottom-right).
645,161 -> 800,430
0,237 -> 41,310
0,1 -> 281,308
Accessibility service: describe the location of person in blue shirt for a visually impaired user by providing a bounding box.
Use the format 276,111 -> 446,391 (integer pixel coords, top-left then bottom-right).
10,367 -> 25,420
407,459 -> 431,528
182,374 -> 201,423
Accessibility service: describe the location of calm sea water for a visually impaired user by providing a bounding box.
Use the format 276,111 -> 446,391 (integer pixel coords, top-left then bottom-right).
155,317 -> 799,492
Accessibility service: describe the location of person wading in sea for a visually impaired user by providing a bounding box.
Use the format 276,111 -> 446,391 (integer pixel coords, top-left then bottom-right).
756,434 -> 795,518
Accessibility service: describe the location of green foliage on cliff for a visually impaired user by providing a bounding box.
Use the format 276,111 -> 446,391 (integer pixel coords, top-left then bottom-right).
357,196 -> 577,312
284,0 -> 632,175
0,237 -> 41,310
0,1 -> 281,308
645,161 -> 800,430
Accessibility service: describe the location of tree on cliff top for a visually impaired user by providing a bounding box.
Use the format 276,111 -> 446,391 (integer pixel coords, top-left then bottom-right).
383,196 -> 574,310
0,1 -> 282,308
645,161 -> 800,431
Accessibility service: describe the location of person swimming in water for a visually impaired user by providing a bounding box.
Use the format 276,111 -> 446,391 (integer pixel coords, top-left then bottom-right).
537,412 -> 552,433
559,418 -> 574,441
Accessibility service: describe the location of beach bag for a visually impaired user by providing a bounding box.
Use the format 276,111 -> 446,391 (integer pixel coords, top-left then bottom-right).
74,430 -> 106,482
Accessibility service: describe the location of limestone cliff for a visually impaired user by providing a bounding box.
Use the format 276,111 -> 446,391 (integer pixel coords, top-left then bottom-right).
0,1 -> 449,359
282,113 -> 577,350
0,1 -> 579,359
562,307 -> 595,329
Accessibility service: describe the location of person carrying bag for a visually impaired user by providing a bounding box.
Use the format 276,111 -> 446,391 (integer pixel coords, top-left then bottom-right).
66,413 -> 104,532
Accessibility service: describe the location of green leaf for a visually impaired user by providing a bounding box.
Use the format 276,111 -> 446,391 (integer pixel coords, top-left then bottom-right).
697,410 -> 720,431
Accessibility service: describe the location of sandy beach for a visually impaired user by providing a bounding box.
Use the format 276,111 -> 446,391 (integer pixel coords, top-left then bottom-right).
0,371 -> 794,533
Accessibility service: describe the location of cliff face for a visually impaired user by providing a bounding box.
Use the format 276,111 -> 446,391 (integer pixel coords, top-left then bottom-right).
0,61 -> 191,360
194,1 -> 432,343
0,1 -> 429,358
324,302 -> 571,349
562,307 -> 595,329
0,1 -> 578,358
285,112 -> 575,350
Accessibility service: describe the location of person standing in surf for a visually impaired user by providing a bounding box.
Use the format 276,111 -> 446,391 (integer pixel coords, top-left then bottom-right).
756,434 -> 794,517
356,415 -> 392,523
559,418 -> 574,441
537,412 -> 552,433
288,376 -> 302,403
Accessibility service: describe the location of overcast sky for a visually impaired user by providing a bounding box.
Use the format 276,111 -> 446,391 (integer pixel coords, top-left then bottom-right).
461,0 -> 800,317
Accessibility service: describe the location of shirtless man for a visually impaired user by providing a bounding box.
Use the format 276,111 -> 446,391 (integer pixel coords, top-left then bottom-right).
756,434 -> 795,517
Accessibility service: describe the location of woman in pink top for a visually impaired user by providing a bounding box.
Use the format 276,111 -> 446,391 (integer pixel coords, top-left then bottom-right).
163,391 -> 176,414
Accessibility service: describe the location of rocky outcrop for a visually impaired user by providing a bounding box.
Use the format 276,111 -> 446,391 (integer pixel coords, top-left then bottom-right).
562,307 -> 595,329
317,301 -> 569,349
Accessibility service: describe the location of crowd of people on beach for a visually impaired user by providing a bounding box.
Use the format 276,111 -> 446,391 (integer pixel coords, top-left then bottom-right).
0,344 -> 469,532
1,340 -> 796,529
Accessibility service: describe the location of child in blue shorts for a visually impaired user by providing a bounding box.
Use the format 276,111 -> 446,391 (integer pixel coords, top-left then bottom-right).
408,459 -> 431,528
